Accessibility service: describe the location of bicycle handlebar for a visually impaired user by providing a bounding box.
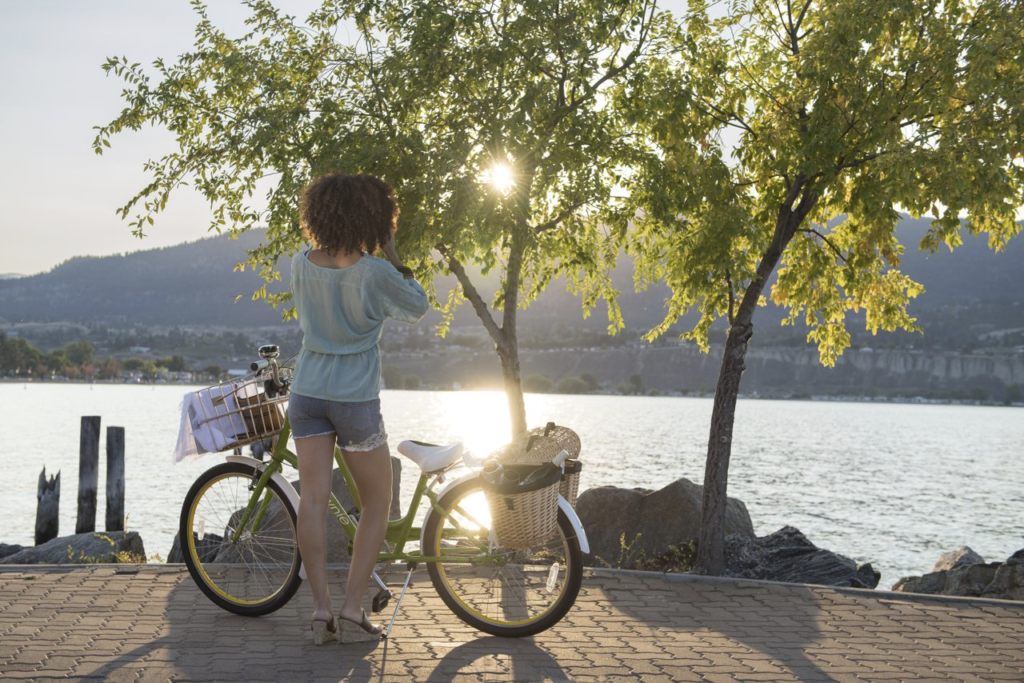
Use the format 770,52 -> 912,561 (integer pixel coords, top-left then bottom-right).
251,347 -> 290,397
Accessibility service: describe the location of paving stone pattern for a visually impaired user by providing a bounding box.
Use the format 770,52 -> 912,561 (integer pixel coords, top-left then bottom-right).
1,565 -> 1023,682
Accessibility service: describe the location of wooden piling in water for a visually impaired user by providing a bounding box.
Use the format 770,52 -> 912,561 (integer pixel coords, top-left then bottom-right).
35,468 -> 60,545
105,426 -> 125,532
76,416 -> 100,534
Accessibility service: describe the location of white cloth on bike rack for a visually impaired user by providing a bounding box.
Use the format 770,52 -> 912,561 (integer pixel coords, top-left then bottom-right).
173,382 -> 255,463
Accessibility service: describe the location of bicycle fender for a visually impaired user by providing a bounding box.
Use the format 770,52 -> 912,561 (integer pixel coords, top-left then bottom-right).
557,496 -> 590,555
224,455 -> 307,581
422,471 -> 590,555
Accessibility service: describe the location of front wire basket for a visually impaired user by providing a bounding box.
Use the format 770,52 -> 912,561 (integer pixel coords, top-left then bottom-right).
187,365 -> 292,453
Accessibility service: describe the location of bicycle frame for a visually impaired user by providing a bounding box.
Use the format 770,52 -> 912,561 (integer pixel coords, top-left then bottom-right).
229,416 -> 492,567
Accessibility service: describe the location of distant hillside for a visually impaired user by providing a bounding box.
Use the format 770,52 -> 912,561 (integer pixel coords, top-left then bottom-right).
0,232 -> 289,327
0,218 -> 1021,347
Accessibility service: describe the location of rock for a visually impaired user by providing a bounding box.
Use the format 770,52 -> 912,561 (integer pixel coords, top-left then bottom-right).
167,533 -> 224,564
167,457 -> 403,564
933,546 -> 985,572
724,526 -> 881,589
983,551 -> 1024,601
0,531 -> 145,564
894,563 -> 1000,597
576,478 -> 755,566
946,563 -> 1002,596
892,572 -> 946,594
0,544 -> 25,560
894,548 -> 1024,601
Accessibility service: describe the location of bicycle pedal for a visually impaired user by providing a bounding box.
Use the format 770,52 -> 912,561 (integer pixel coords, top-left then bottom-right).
372,589 -> 392,613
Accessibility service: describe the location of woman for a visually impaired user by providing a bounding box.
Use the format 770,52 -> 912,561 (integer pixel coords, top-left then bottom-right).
288,173 -> 429,644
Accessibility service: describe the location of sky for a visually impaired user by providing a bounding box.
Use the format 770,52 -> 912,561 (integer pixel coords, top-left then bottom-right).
0,1 -> 324,277
1,0 -> 693,279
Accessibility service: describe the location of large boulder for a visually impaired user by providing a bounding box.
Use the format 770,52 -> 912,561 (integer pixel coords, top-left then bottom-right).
576,478 -> 755,566
724,526 -> 881,588
168,457 -> 403,564
894,547 -> 1024,600
0,531 -> 145,564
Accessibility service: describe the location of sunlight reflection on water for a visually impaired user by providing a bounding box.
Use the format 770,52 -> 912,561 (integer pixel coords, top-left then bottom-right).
3,384 -> 1021,589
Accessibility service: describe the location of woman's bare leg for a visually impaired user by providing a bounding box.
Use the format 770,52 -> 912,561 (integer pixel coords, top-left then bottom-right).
338,443 -> 393,624
295,433 -> 338,623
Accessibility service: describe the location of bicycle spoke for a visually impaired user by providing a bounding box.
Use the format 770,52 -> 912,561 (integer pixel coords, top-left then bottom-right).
183,468 -> 300,610
426,482 -> 580,634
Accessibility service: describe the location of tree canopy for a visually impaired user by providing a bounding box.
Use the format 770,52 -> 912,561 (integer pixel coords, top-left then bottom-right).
614,0 -> 1023,573
95,0 -> 657,435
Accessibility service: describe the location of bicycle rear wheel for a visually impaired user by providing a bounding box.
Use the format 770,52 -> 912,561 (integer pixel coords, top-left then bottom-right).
423,479 -> 583,637
179,462 -> 302,616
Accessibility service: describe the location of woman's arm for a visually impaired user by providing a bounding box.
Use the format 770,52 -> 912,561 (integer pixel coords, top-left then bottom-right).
381,233 -> 414,279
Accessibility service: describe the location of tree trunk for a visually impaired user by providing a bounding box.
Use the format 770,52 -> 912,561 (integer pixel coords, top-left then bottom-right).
438,215 -> 531,439
499,219 -> 530,437
497,344 -> 528,436
694,187 -> 817,575
695,316 -> 753,575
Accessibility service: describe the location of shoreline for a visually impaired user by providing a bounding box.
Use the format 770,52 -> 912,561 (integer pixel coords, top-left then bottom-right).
3,377 -> 1021,408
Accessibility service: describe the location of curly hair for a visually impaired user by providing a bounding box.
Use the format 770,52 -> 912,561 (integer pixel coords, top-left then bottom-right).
299,174 -> 399,255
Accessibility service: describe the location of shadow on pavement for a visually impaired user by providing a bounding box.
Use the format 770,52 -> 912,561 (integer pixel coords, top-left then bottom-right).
423,636 -> 568,682
74,568 -> 381,682
593,572 -> 831,680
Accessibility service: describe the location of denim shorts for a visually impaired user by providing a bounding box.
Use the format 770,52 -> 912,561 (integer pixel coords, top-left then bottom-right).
287,394 -> 388,452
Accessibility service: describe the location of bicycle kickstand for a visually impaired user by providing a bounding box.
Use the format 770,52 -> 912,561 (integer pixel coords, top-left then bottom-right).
370,562 -> 415,641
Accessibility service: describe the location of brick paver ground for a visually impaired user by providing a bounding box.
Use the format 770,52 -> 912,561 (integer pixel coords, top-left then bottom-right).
1,565 -> 1023,682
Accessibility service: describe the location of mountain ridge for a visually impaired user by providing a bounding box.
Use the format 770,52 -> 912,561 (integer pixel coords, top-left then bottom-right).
1,218 -> 1022,350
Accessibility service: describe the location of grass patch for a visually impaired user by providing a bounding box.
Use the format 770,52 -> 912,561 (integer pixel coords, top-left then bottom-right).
596,533 -> 699,573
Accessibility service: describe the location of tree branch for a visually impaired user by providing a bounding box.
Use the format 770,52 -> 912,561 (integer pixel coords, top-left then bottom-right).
797,227 -> 848,263
436,244 -> 506,350
726,269 -> 735,325
531,200 -> 586,234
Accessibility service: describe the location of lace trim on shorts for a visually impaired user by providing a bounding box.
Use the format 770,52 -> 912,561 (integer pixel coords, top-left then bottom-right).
341,419 -> 388,453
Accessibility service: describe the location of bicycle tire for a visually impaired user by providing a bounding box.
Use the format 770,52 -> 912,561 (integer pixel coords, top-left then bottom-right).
423,478 -> 583,637
179,461 -> 302,616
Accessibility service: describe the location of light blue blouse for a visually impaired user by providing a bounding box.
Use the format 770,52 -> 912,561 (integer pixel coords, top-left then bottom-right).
291,250 -> 429,402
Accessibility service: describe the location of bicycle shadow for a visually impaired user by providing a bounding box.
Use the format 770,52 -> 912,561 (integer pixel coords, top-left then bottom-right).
420,637 -> 568,682
590,569 -> 831,680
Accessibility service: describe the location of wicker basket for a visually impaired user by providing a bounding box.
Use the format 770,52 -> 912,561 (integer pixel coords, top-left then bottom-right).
187,368 -> 292,452
490,422 -> 581,466
559,459 -> 583,508
481,422 -> 581,547
482,464 -> 561,549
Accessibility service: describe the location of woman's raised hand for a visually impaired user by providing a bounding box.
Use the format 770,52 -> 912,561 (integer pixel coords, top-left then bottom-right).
382,232 -> 399,266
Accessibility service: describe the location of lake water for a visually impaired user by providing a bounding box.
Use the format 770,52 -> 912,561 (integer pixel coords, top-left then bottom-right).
1,383 -> 1021,589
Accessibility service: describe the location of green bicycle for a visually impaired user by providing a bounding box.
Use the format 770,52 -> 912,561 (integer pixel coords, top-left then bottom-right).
178,345 -> 588,637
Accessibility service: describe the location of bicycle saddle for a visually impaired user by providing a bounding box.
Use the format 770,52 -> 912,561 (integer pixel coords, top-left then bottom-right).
397,440 -> 465,473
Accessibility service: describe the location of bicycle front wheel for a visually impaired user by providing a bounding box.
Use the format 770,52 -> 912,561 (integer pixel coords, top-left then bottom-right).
179,462 -> 302,616
423,479 -> 583,637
